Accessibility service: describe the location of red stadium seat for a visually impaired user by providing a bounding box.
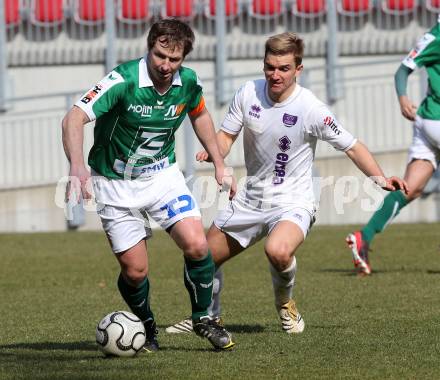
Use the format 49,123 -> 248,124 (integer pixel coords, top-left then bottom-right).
5,0 -> 20,26
163,0 -> 195,18
205,0 -> 239,18
292,0 -> 326,16
31,0 -> 64,25
381,0 -> 416,14
74,0 -> 105,24
118,0 -> 150,22
337,0 -> 372,15
249,0 -> 282,17
426,0 -> 440,12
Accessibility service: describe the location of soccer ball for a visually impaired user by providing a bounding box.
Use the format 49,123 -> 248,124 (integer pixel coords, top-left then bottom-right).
96,311 -> 146,357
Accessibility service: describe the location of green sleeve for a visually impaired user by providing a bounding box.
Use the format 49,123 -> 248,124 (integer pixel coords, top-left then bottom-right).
394,64 -> 413,97
188,84 -> 203,112
414,39 -> 440,67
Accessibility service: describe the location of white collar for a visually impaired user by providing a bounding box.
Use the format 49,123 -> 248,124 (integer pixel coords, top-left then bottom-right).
138,56 -> 182,88
265,83 -> 302,107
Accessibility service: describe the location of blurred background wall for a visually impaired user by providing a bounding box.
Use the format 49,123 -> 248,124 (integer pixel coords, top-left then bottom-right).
1,0 -> 439,231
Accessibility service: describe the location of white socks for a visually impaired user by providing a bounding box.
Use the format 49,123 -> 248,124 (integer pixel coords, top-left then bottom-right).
207,256 -> 297,318
269,256 -> 297,308
208,269 -> 223,318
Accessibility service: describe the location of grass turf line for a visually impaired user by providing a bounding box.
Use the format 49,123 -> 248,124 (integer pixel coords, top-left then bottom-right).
0,224 -> 439,379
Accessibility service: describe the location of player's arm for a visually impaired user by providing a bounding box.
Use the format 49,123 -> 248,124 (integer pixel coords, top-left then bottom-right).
195,82 -> 244,162
216,129 -> 238,158
62,106 -> 92,200
190,107 -> 237,198
394,64 -> 417,121
345,141 -> 409,193
195,130 -> 238,162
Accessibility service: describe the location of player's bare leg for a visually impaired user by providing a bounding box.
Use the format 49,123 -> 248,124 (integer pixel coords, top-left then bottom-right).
403,159 -> 435,201
116,239 -> 149,286
207,223 -> 245,265
265,221 -> 305,333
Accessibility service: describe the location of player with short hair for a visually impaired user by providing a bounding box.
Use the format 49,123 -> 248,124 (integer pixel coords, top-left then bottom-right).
346,16 -> 440,275
166,32 -> 408,334
62,19 -> 236,351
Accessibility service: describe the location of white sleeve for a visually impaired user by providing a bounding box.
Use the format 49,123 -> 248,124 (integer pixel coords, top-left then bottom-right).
305,104 -> 357,151
221,84 -> 246,135
402,32 -> 436,70
74,70 -> 125,121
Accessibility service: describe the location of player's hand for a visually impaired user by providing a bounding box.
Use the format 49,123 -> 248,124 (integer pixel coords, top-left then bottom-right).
195,149 -> 212,162
377,176 -> 409,194
215,165 -> 237,200
66,165 -> 92,203
398,96 -> 417,121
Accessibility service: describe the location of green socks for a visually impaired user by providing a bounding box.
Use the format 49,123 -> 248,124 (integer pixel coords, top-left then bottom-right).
184,251 -> 215,320
118,251 -> 215,322
117,274 -> 154,322
117,251 -> 215,322
362,191 -> 409,244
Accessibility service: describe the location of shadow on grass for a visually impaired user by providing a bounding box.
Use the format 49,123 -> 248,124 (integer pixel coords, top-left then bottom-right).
0,341 -> 237,356
309,324 -> 347,330
0,341 -> 97,352
319,267 -> 439,276
0,341 -> 102,362
318,268 -> 359,276
156,323 -> 266,334
226,324 -> 265,333
427,270 -> 440,274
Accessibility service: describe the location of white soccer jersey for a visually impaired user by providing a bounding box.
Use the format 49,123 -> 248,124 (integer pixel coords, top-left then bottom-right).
221,80 -> 357,212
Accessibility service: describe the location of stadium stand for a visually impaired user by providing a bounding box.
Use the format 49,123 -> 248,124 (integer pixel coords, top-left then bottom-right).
381,0 -> 417,14
117,0 -> 151,22
426,0 -> 440,12
293,0 -> 326,16
5,0 -> 20,26
337,0 -> 372,15
74,0 -> 106,25
162,0 -> 195,18
248,0 -> 282,17
205,0 -> 239,18
3,0 -> 440,231
2,1 -> 439,64
30,0 -> 65,25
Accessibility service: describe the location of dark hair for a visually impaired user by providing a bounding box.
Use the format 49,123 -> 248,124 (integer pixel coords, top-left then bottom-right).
265,32 -> 304,67
147,19 -> 195,57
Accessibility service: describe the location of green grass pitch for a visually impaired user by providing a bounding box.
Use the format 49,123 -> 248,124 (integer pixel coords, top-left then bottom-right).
1,223 -> 440,379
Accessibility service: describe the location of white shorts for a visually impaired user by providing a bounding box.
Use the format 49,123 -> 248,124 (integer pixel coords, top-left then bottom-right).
93,164 -> 201,253
214,197 -> 315,248
408,116 -> 440,169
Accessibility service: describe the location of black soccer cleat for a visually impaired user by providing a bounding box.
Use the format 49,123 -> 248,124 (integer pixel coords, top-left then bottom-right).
193,316 -> 235,350
142,318 -> 159,353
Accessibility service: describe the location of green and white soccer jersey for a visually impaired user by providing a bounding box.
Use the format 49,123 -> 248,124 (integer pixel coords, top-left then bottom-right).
402,16 -> 440,120
75,57 -> 204,179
